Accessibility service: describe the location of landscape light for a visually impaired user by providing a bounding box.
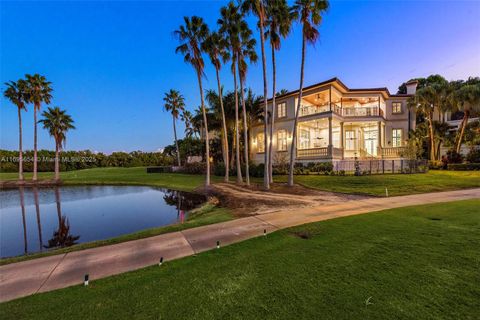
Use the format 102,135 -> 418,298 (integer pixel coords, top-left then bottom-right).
84,274 -> 89,286
216,240 -> 220,249
159,257 -> 163,266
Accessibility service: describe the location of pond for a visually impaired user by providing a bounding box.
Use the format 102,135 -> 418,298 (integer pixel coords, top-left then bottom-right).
0,186 -> 206,258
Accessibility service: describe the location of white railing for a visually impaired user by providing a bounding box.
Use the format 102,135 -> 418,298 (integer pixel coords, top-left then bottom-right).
297,147 -> 329,158
342,106 -> 382,117
299,104 -> 330,117
381,147 -> 405,158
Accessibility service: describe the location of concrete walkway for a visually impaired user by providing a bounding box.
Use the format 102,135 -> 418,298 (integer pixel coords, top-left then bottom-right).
1,188 -> 479,303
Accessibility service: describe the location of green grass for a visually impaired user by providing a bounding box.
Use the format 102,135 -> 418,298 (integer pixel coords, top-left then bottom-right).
0,167 -> 220,192
0,204 -> 232,266
2,200 -> 479,319
276,170 -> 480,196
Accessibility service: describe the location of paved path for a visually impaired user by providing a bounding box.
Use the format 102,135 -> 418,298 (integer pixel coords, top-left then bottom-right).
1,188 -> 479,303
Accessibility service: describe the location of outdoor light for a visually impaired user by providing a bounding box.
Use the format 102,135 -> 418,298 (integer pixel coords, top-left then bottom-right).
84,274 -> 89,286
264,229 -> 267,236
159,257 -> 163,266
216,240 -> 220,249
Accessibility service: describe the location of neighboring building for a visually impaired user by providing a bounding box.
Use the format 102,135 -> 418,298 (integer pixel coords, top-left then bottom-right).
250,77 -> 418,164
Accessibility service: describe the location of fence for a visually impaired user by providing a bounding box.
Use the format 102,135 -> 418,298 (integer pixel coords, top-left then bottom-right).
333,159 -> 428,175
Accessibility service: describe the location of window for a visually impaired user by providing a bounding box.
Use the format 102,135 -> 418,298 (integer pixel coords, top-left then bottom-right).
257,133 -> 265,153
392,102 -> 402,114
392,129 -> 402,147
277,102 -> 287,118
345,130 -> 355,150
299,129 -> 310,149
277,130 -> 287,151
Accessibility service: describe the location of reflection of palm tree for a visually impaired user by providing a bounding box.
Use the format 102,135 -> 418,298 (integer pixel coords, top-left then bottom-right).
55,186 -> 62,225
33,187 -> 43,251
45,216 -> 80,249
19,187 -> 28,254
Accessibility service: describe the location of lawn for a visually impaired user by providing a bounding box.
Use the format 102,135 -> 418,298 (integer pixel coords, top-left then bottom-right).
277,170 -> 480,196
2,200 -> 479,319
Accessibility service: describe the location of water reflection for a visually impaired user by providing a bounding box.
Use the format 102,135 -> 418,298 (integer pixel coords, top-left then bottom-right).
0,186 -> 206,258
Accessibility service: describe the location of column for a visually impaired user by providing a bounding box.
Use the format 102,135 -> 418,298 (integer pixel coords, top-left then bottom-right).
340,122 -> 344,159
377,121 -> 382,158
328,117 -> 333,157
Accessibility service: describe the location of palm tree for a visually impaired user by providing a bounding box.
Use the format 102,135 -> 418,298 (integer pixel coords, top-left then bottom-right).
202,31 -> 231,182
25,74 -> 53,181
218,2 -> 245,184
288,0 -> 329,187
19,187 -> 28,254
181,109 -> 194,137
4,79 -> 28,180
265,0 -> 292,182
39,107 -> 75,181
163,89 -> 186,166
241,0 -> 270,189
453,84 -> 480,153
175,16 -> 211,186
237,25 -> 258,186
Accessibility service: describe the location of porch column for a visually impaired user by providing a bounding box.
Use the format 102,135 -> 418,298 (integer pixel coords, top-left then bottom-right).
377,121 -> 382,158
328,117 -> 333,157
340,122 -> 344,159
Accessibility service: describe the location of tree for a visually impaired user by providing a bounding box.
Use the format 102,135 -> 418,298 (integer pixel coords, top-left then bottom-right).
288,0 -> 329,187
202,31 -> 231,182
237,20 -> 258,186
39,106 -> 75,181
218,2 -> 245,184
174,16 -> 211,186
25,74 -> 53,181
241,0 -> 270,189
163,89 -> 186,166
4,79 -> 28,180
452,84 -> 480,153
265,0 -> 292,182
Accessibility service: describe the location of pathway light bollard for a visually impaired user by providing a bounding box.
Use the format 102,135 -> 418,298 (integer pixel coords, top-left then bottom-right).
264,229 -> 267,237
216,240 -> 220,249
159,257 -> 163,266
84,274 -> 89,286
385,187 -> 389,197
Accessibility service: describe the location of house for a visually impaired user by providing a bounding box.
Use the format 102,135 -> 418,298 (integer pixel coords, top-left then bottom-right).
250,77 -> 418,164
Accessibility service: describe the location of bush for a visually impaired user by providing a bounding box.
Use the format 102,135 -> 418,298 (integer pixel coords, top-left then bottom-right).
178,162 -> 206,174
310,162 -> 333,173
446,150 -> 464,164
447,163 -> 480,171
429,160 -> 443,170
146,166 -> 172,173
214,162 -> 226,176
466,148 -> 480,163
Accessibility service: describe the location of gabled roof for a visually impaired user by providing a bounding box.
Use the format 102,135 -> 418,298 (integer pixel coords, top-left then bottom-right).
266,77 -> 412,102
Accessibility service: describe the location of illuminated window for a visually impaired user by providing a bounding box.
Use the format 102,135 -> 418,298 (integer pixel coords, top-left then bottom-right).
277,130 -> 287,151
257,133 -> 265,153
345,130 -> 355,150
277,102 -> 287,118
392,129 -> 402,147
392,102 -> 402,114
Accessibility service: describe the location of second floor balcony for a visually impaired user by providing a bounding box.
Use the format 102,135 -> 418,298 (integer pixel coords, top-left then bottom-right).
299,103 -> 384,118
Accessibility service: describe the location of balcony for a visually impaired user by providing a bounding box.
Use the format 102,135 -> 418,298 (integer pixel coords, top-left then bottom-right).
381,146 -> 405,158
299,103 -> 342,117
342,106 -> 383,117
297,147 -> 329,159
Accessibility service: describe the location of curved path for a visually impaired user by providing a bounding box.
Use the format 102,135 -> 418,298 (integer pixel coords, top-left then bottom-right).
1,188 -> 479,303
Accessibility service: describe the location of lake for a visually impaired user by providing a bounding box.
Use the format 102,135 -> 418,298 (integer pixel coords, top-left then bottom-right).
0,186 -> 206,258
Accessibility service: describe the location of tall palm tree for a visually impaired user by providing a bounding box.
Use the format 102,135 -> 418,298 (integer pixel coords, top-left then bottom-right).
288,0 -> 329,187
175,16 -> 211,186
25,74 -> 53,181
163,89 -> 186,166
237,25 -> 258,186
39,107 -> 75,181
181,109 -> 194,137
4,79 -> 28,180
202,31 -> 231,182
218,2 -> 245,184
453,84 -> 480,153
265,0 -> 292,182
241,0 -> 270,189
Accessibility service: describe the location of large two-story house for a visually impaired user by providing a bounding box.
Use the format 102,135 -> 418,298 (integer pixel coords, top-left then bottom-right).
250,77 -> 419,164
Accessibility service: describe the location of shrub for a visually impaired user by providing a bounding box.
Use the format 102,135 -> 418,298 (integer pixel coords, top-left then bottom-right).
447,163 -> 480,171
446,150 -> 464,164
146,166 -> 172,173
429,160 -> 443,170
214,162 -> 226,176
466,148 -> 480,163
178,162 -> 206,174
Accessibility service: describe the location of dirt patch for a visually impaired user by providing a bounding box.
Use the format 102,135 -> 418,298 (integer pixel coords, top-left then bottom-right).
198,182 -> 369,216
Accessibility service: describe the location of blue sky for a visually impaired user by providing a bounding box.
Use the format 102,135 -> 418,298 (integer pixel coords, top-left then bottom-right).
1,0 -> 479,153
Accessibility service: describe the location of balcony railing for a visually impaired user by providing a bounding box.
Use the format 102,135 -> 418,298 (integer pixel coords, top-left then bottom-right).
381,146 -> 405,158
298,104 -> 384,118
297,147 -> 329,159
342,106 -> 383,117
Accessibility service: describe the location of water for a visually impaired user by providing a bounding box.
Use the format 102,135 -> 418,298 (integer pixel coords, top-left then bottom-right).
0,186 -> 206,258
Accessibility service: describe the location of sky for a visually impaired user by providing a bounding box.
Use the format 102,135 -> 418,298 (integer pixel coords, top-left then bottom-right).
1,0 -> 479,153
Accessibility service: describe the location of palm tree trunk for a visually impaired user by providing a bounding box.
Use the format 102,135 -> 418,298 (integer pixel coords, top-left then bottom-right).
173,116 -> 181,166
233,59 -> 243,184
239,68 -> 250,186
33,187 -> 43,250
455,110 -> 469,153
215,66 -> 229,182
33,105 -> 39,181
288,33 -> 306,186
54,141 -> 60,181
427,116 -> 435,161
19,187 -> 28,254
259,12 -> 269,190
17,107 -> 24,180
269,45 -> 276,183
196,72 -> 210,186
55,186 -> 62,226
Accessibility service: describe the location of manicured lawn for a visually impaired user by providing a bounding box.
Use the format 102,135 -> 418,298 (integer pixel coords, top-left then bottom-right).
277,170 -> 480,196
0,204 -> 232,266
0,167 -> 219,192
2,200 -> 479,319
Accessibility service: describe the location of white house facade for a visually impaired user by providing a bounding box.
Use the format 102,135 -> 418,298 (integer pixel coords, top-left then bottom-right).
250,78 -> 419,164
